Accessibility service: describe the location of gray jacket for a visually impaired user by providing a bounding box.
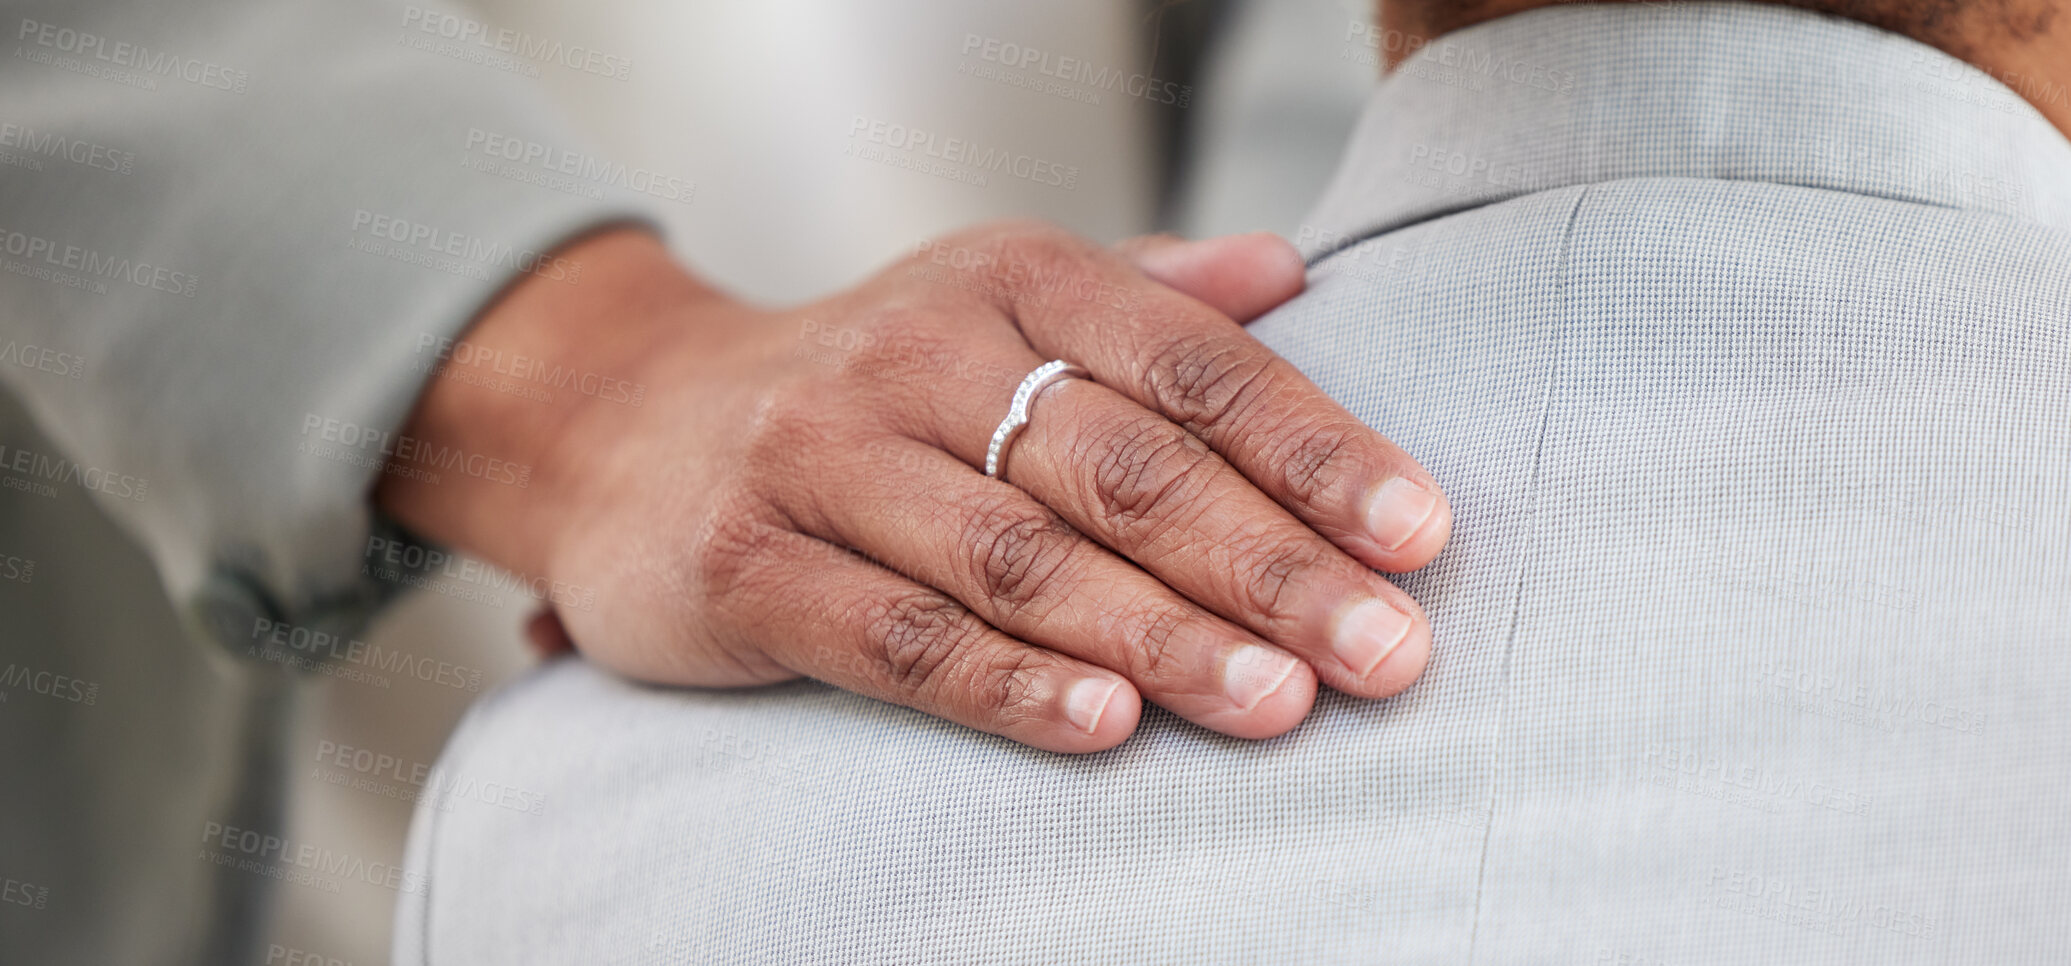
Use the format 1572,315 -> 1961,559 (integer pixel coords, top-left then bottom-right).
0,0 -> 639,961
394,5 -> 2071,963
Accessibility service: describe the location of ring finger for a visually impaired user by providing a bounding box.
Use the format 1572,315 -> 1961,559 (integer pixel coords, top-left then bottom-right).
780,434 -> 1319,740
899,347 -> 1431,699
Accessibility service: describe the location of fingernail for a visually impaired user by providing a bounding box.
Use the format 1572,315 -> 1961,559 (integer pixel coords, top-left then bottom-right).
1129,236 -> 1221,280
1223,644 -> 1299,710
1364,476 -> 1441,552
1332,597 -> 1414,678
1064,678 -> 1122,734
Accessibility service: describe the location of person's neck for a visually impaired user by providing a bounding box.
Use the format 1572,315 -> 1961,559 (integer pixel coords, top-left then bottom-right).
1377,1 -> 2071,140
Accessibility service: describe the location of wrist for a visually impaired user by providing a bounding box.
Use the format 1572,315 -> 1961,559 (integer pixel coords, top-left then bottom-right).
374,228 -> 731,584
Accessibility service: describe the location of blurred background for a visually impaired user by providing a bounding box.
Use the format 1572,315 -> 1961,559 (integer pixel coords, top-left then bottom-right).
263,0 -> 1377,959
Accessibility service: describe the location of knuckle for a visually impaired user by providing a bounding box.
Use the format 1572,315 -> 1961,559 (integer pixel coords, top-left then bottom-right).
947,217 -> 1052,247
857,304 -> 937,342
936,220 -> 1093,309
1228,530 -> 1322,626
1272,419 -> 1368,507
866,591 -> 985,695
692,507 -> 792,604
976,647 -> 1054,727
1140,333 -> 1275,435
1114,603 -> 1195,680
692,513 -> 833,654
1004,240 -> 1087,301
1083,412 -> 1218,540
842,306 -> 940,370
960,497 -> 1081,621
926,219 -> 1061,270
738,378 -> 825,469
975,217 -> 1072,253
735,383 -> 863,517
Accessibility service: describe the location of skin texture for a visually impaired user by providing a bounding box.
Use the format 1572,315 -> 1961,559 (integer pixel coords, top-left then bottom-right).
379,225 -> 1451,753
1378,0 -> 2071,137
385,1 -> 2062,756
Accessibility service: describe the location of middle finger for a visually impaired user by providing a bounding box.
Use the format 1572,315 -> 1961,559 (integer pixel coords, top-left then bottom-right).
1005,376 -> 1432,698
898,336 -> 1431,699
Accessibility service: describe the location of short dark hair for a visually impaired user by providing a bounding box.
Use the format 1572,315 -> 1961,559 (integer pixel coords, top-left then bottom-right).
1771,0 -> 2055,56
1395,0 -> 2056,60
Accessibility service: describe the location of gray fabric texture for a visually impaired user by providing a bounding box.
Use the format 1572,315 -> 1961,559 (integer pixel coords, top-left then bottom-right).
397,4 -> 2070,963
0,0 -> 652,647
0,0 -> 645,961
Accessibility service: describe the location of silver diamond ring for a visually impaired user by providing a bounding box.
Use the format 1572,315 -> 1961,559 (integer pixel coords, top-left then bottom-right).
984,359 -> 1089,478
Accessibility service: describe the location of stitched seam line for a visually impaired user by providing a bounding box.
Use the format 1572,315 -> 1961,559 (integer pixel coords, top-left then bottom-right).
1464,182 -> 1592,964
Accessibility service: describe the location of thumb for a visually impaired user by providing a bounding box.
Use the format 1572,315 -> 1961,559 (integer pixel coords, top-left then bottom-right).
1118,231 -> 1307,324
522,606 -> 577,661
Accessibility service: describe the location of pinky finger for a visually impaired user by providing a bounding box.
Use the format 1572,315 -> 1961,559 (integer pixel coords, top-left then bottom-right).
743,529 -> 1143,753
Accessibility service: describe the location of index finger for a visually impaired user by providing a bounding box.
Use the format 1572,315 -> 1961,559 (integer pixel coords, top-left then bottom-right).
969,224 -> 1452,573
